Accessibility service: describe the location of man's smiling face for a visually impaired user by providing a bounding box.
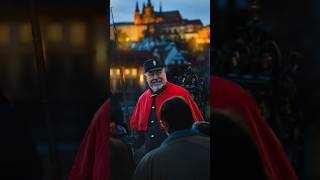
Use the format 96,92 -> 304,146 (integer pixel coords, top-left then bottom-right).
144,68 -> 167,92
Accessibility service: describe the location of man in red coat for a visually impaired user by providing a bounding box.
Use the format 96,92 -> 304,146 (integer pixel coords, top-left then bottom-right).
130,59 -> 204,158
211,76 -> 297,180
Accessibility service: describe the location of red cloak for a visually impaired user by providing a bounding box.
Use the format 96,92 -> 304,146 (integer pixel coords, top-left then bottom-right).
130,81 -> 204,131
68,99 -> 110,180
211,76 -> 297,180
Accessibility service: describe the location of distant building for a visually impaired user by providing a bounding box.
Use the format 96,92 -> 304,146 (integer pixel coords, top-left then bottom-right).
163,42 -> 188,66
110,0 -> 210,49
134,0 -> 182,25
110,39 -> 190,98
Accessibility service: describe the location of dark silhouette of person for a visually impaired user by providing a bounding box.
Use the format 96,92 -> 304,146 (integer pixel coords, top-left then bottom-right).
110,95 -> 134,180
69,95 -> 134,180
69,98 -> 110,180
133,96 -> 210,180
211,76 -> 297,179
0,91 -> 43,179
212,110 -> 267,180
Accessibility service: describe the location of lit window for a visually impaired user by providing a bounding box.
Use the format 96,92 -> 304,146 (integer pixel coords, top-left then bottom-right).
131,68 -> 137,77
110,69 -> 114,77
19,23 -> 32,44
70,22 -> 86,46
139,74 -> 144,84
0,24 -> 10,46
96,39 -> 106,65
116,69 -> 120,76
125,68 -> 130,76
47,23 -> 63,43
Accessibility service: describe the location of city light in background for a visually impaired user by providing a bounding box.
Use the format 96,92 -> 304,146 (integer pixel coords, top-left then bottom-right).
110,0 -> 210,94
111,0 -> 210,25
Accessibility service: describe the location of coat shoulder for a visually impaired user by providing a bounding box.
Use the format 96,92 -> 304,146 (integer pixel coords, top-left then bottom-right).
139,89 -> 151,100
168,82 -> 190,95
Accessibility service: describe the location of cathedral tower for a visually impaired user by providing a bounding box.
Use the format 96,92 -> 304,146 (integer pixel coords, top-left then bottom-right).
134,1 -> 142,24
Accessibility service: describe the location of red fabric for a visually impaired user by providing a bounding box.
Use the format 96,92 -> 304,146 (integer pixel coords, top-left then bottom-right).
130,81 -> 204,131
211,76 -> 297,180
69,99 -> 110,180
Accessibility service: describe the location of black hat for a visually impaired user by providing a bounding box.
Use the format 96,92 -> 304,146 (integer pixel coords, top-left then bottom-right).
143,59 -> 165,73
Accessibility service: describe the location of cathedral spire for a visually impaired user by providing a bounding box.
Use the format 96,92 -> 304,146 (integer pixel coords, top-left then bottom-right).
159,0 -> 162,13
135,0 -> 139,12
147,0 -> 152,7
134,0 -> 141,24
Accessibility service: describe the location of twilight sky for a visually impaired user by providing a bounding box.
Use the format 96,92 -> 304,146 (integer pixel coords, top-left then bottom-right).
110,0 -> 210,25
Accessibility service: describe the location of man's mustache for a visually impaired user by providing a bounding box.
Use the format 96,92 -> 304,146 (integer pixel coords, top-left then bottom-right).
151,78 -> 162,84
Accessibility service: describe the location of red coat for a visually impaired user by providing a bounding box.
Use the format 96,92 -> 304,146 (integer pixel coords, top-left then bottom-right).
69,99 -> 110,180
130,81 -> 204,131
211,76 -> 297,180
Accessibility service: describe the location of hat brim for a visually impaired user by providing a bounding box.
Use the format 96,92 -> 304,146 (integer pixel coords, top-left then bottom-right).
144,67 -> 164,73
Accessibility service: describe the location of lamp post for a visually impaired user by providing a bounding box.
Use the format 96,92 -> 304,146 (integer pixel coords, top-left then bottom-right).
29,0 -> 61,180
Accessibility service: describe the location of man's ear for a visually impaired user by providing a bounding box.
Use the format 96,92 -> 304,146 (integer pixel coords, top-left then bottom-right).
160,120 -> 170,135
160,119 -> 165,128
144,73 -> 148,79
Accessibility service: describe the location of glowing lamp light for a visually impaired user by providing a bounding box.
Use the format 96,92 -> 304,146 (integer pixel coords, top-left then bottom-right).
125,68 -> 130,76
196,39 -> 204,44
132,68 -> 137,77
139,74 -> 144,84
116,69 -> 120,76
110,69 -> 114,77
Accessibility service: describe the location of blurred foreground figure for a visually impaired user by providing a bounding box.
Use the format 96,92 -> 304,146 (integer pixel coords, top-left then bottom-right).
212,111 -> 267,179
69,99 -> 110,180
133,96 -> 210,180
109,96 -> 134,180
0,92 -> 43,179
211,76 -> 297,180
69,95 -> 134,180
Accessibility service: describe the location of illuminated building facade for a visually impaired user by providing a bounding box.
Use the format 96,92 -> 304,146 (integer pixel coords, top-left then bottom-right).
110,0 -> 210,49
